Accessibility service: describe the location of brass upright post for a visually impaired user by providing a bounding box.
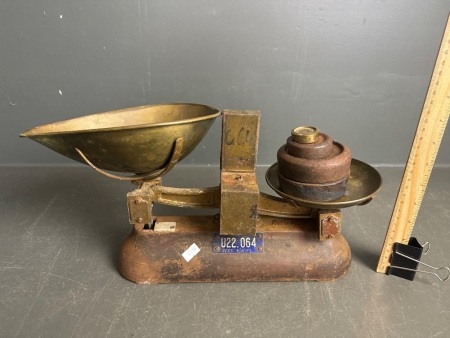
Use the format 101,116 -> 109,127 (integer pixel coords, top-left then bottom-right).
220,110 -> 260,235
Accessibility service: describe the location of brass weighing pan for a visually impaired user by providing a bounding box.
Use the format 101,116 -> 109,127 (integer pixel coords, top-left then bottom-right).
266,159 -> 382,209
21,103 -> 221,175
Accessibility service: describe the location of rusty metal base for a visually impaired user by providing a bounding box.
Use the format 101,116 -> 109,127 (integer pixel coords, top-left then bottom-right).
118,216 -> 351,284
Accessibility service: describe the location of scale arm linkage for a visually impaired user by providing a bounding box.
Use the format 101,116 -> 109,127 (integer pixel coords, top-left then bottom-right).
151,185 -> 221,208
257,192 -> 313,218
129,181 -> 313,219
144,183 -> 313,217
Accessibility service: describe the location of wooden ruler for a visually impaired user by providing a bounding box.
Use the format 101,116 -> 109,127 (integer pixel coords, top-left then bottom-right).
377,16 -> 450,274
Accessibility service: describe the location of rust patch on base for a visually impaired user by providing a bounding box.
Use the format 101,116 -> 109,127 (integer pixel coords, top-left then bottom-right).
118,216 -> 351,284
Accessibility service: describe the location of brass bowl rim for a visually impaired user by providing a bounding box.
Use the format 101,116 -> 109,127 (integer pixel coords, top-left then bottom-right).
20,103 -> 221,137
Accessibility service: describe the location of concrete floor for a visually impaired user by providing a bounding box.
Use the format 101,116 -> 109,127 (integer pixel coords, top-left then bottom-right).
1,165 -> 449,337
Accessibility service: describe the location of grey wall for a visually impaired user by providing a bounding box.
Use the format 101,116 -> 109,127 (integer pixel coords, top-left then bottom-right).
1,1 -> 449,167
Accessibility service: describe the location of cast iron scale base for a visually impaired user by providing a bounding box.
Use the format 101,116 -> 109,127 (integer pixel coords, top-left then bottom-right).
21,104 -> 381,284
119,216 -> 350,283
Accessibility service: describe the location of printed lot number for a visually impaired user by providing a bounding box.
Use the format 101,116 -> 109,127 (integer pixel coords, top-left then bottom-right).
213,233 -> 263,254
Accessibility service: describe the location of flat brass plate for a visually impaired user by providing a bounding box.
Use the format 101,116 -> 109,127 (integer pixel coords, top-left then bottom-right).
21,103 -> 220,173
266,159 -> 382,209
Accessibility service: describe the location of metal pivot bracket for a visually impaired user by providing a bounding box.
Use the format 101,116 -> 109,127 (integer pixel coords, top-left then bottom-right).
127,180 -> 159,225
318,209 -> 342,241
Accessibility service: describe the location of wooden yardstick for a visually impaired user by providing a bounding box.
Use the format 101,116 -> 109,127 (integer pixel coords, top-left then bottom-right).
377,16 -> 450,274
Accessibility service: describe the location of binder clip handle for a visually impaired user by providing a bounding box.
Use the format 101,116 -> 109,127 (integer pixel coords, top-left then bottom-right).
390,250 -> 450,282
387,237 -> 450,282
421,241 -> 430,255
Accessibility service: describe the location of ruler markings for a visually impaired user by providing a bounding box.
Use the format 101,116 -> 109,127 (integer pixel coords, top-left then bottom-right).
377,16 -> 450,273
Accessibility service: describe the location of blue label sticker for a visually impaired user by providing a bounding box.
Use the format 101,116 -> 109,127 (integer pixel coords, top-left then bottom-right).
213,233 -> 263,254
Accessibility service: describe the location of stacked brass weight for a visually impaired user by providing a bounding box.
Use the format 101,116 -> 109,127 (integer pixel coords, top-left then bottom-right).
277,126 -> 352,201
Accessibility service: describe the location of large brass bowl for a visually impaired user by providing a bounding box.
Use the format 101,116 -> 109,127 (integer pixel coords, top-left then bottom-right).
21,103 -> 221,173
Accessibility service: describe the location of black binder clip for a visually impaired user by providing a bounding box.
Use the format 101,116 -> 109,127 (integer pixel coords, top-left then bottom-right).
387,237 -> 450,282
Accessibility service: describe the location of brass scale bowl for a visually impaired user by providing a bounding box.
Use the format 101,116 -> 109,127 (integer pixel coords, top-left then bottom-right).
21,103 -> 381,209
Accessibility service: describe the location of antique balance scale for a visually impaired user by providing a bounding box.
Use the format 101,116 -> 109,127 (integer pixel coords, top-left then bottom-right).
21,103 -> 381,284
